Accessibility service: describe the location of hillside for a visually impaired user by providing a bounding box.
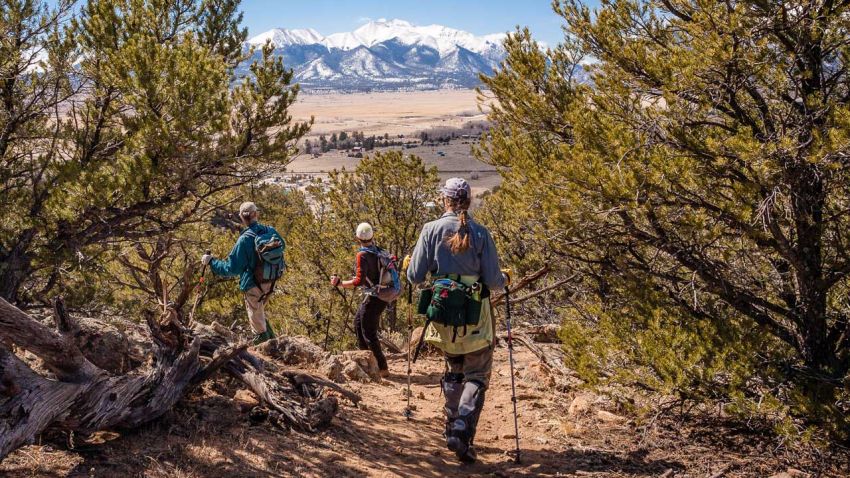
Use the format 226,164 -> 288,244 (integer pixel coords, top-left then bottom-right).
1,330 -> 844,477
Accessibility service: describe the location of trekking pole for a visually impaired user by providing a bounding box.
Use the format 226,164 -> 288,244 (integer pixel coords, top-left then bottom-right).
323,296 -> 334,350
504,286 -> 521,464
188,249 -> 211,326
403,281 -> 414,419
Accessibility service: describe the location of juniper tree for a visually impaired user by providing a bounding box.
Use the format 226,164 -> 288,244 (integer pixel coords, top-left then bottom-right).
0,0 -> 309,304
480,0 -> 850,437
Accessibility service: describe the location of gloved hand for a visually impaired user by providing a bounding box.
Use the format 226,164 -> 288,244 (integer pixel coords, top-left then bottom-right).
201,254 -> 213,265
501,268 -> 512,286
330,275 -> 341,287
402,254 -> 411,271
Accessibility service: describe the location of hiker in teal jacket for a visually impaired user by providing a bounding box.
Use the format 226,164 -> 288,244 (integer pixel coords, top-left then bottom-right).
202,202 -> 279,344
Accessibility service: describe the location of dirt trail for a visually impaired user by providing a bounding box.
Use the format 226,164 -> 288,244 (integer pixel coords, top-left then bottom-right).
1,338 -> 841,477
329,344 -> 578,477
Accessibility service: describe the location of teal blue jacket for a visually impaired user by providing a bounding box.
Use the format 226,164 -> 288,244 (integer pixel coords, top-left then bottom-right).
210,222 -> 279,291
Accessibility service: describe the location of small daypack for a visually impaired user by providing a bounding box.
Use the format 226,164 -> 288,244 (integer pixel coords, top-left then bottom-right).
244,227 -> 286,291
360,246 -> 401,303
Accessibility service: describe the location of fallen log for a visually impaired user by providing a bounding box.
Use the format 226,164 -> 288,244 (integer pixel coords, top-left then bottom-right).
0,298 -> 357,461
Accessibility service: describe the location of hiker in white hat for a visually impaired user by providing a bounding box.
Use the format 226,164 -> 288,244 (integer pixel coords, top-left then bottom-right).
331,222 -> 398,378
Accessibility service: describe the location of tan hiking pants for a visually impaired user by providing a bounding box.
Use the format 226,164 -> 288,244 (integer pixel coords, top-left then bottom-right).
244,283 -> 273,334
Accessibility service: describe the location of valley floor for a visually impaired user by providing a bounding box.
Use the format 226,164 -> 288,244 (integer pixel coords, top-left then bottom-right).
2,342 -> 846,477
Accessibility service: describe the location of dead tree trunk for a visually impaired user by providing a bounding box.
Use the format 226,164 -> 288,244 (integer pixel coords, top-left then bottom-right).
0,298 -> 357,461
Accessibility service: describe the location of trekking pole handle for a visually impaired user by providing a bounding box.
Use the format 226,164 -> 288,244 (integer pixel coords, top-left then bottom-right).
199,250 -> 212,285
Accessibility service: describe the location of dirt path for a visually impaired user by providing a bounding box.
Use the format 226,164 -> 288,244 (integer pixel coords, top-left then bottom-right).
326,345 -> 578,477
2,339 -> 844,477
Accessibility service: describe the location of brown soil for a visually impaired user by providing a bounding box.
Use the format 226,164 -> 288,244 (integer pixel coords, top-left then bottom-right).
2,342 -> 847,477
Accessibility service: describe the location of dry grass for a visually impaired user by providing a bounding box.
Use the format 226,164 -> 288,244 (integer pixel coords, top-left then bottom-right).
290,89 -> 490,138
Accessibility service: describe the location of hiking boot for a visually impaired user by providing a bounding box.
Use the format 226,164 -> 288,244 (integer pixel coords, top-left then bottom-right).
457,444 -> 477,464
446,428 -> 477,463
379,369 -> 390,378
252,330 -> 273,345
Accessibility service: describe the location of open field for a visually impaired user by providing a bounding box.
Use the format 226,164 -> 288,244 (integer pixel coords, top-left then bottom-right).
289,89 -> 492,138
286,89 -> 500,196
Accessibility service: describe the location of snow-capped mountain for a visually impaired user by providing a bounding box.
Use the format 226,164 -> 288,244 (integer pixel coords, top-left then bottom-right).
239,19 -> 509,92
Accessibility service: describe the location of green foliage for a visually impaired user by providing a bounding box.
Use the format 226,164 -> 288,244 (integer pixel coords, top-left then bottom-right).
0,0 -> 309,303
106,151 -> 441,349
480,0 -> 850,440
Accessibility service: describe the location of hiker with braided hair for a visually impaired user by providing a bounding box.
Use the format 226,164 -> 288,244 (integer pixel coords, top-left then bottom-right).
406,177 -> 509,463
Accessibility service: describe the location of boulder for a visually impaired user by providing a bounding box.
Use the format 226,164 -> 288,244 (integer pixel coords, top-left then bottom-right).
409,326 -> 437,357
568,392 -> 597,417
526,324 -> 561,343
343,361 -> 372,382
324,351 -> 381,383
596,410 -> 626,423
342,350 -> 380,381
255,336 -> 326,365
233,389 -> 260,412
73,317 -> 135,374
324,355 -> 347,383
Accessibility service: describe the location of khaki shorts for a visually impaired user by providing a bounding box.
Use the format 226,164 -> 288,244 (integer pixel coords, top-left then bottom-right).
244,283 -> 273,334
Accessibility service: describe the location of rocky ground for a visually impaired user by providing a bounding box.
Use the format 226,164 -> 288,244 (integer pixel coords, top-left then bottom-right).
1,332 -> 847,477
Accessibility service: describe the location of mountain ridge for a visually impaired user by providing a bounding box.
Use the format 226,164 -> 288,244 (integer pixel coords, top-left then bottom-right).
239,19 -> 508,92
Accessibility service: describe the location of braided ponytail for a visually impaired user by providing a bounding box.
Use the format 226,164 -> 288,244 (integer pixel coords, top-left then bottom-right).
446,196 -> 472,254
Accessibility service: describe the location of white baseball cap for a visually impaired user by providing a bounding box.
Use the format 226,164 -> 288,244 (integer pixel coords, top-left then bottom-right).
355,222 -> 374,241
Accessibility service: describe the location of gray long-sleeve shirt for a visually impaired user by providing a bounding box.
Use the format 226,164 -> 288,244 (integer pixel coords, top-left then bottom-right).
407,212 -> 506,290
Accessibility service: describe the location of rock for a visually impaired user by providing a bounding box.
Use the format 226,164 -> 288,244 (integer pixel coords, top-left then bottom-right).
342,350 -> 380,381
233,389 -> 260,412
74,317 -> 138,373
324,355 -> 347,383
528,362 -> 556,389
596,410 -> 626,423
255,336 -> 326,365
526,324 -> 561,343
568,392 -> 596,417
308,397 -> 339,428
409,326 -> 436,356
343,361 -> 371,383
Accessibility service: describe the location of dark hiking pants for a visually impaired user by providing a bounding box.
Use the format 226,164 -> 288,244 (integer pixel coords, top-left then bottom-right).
354,295 -> 388,371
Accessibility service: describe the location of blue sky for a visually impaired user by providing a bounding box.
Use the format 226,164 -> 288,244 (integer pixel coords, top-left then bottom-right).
237,0 -> 598,46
